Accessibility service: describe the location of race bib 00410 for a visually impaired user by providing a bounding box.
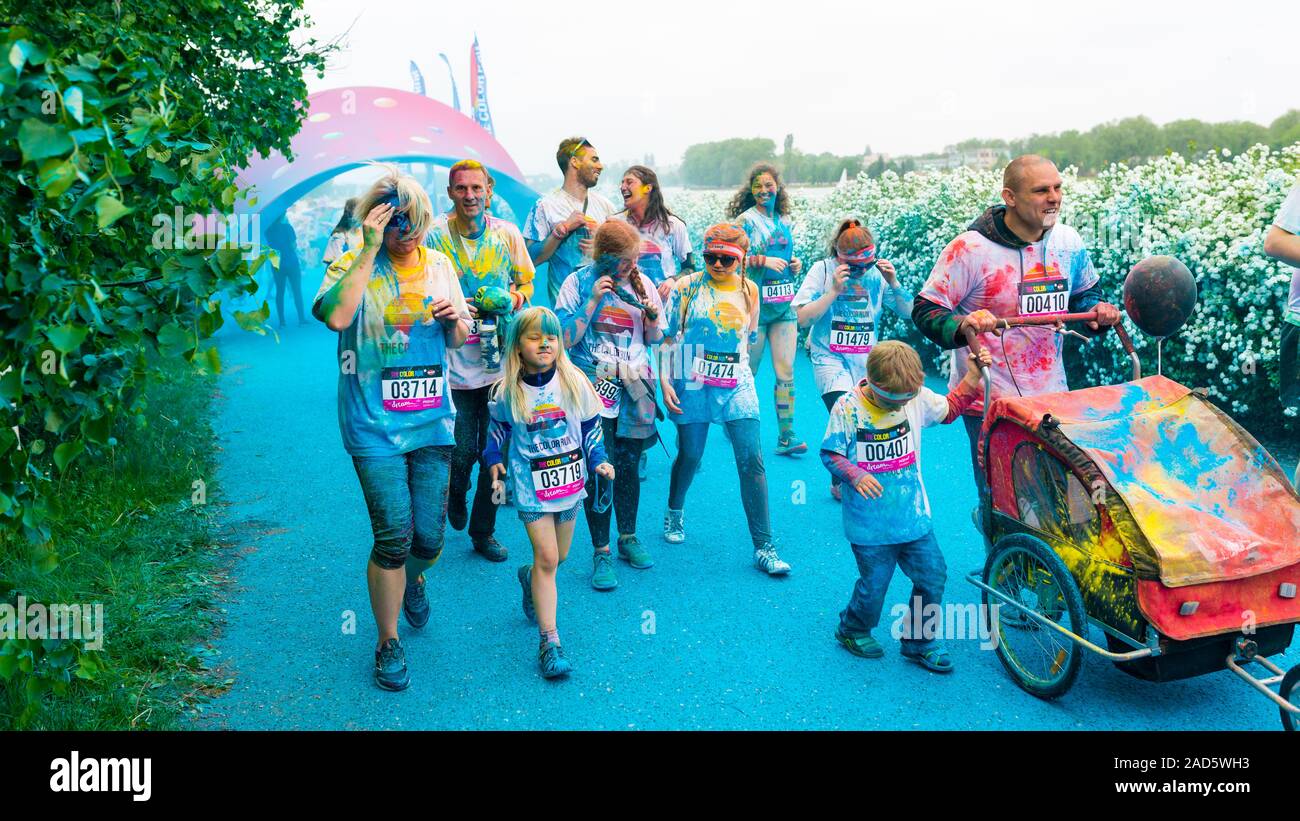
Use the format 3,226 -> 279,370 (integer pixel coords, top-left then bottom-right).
691,350 -> 740,388
855,421 -> 916,473
1018,278 -> 1068,316
530,449 -> 585,501
381,364 -> 444,412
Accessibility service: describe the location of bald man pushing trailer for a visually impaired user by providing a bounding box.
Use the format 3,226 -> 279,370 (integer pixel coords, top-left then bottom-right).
911,155 -> 1122,509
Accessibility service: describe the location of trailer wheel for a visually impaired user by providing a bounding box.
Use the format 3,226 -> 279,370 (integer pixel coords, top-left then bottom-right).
983,533 -> 1087,700
1280,664 -> 1300,732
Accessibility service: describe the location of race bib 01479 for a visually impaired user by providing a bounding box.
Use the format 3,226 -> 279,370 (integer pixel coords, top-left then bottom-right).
830,319 -> 875,354
381,365 -> 444,412
855,421 -> 916,473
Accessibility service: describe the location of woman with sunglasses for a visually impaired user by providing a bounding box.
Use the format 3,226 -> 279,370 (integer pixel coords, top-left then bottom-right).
794,219 -> 912,501
659,223 -> 790,576
726,163 -> 805,458
313,165 -> 471,691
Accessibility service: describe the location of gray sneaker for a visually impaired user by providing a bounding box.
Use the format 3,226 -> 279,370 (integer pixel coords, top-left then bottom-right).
753,543 -> 791,576
663,509 -> 685,544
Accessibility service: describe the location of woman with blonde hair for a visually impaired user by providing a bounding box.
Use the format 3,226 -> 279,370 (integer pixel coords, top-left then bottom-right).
555,219 -> 664,590
483,307 -> 614,677
313,164 -> 471,691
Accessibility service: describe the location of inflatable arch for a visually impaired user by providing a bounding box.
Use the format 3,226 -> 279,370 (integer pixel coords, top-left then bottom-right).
235,86 -> 538,227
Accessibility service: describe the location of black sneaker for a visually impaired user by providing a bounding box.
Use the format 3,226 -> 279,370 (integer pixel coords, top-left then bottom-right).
473,535 -> 508,563
402,575 -> 430,629
448,493 -> 468,532
374,638 -> 410,691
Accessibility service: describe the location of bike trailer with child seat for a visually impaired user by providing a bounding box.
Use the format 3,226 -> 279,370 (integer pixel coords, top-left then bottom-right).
959,311 -> 1300,730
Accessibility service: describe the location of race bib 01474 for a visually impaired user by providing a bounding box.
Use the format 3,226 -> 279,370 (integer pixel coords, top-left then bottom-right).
691,350 -> 740,388
381,364 -> 444,412
855,421 -> 916,473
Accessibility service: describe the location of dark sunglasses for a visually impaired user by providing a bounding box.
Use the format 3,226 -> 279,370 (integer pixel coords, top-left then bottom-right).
703,253 -> 740,268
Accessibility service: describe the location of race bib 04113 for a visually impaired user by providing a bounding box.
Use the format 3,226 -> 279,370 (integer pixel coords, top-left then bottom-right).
381,364 -> 444,412
762,274 -> 796,304
855,421 -> 916,473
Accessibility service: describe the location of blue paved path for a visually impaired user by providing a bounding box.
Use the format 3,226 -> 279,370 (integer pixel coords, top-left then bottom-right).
200,323 -> 1295,730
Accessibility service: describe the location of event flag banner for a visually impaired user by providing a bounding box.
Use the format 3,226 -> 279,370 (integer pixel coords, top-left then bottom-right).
470,35 -> 495,136
408,60 -> 426,96
438,52 -> 462,113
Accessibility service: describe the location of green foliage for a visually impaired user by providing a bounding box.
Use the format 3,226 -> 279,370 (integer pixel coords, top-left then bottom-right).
1,363 -> 225,729
0,4 -> 329,546
0,2 -> 331,720
679,135 -> 864,187
1006,112 -> 1300,174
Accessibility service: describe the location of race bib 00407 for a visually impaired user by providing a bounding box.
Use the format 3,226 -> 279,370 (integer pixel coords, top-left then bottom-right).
381,364 -> 444,412
691,350 -> 740,388
530,449 -> 585,501
855,421 -> 916,473
1018,278 -> 1068,316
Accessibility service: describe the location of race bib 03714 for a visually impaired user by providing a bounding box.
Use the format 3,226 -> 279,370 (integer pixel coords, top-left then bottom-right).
381,364 -> 444,412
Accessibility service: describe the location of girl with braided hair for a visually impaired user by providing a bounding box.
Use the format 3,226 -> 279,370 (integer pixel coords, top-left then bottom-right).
659,223 -> 790,576
554,219 -> 665,590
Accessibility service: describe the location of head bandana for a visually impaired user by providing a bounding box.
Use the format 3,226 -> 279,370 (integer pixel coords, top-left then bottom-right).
865,378 -> 918,404
702,223 -> 748,260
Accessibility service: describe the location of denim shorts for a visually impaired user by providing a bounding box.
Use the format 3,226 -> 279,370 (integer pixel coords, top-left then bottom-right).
518,504 -> 580,525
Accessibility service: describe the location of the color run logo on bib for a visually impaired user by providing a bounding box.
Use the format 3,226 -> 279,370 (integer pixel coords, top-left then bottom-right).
692,350 -> 739,388
1018,278 -> 1068,316
531,449 -> 585,500
830,319 -> 875,354
855,421 -> 916,473
381,365 -> 443,411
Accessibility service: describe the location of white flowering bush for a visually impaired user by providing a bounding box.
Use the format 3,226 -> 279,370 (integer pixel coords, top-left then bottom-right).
671,145 -> 1300,433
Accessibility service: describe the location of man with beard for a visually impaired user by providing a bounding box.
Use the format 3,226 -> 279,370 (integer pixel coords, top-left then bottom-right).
523,137 -> 619,304
912,155 -> 1121,505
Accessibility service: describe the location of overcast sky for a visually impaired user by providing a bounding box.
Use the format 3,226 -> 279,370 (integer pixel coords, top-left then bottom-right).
301,0 -> 1298,177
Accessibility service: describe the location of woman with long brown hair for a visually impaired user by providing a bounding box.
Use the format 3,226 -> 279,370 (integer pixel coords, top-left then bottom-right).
617,165 -> 693,301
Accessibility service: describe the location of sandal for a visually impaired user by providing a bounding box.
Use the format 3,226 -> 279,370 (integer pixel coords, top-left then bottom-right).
903,647 -> 954,674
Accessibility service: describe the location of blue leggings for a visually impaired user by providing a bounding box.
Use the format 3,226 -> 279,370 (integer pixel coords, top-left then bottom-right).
667,419 -> 771,548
